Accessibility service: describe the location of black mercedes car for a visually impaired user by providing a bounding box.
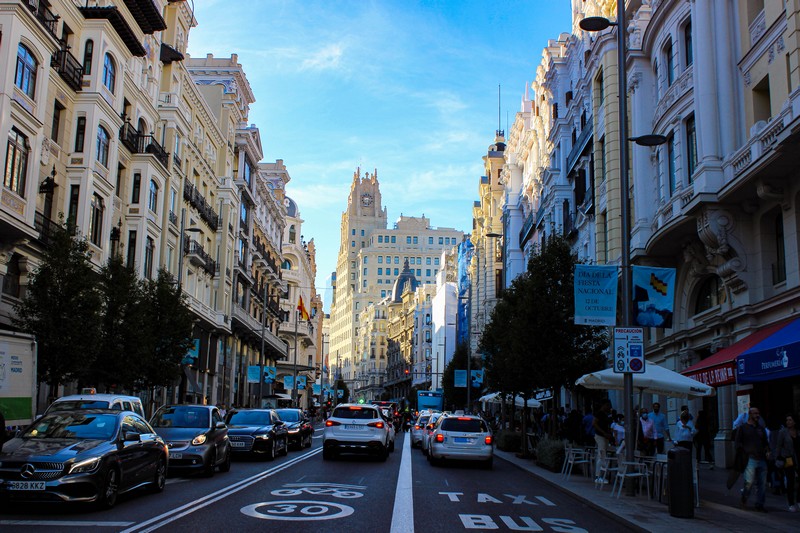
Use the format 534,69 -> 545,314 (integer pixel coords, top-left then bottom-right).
0,410 -> 167,508
225,409 -> 289,459
275,409 -> 313,449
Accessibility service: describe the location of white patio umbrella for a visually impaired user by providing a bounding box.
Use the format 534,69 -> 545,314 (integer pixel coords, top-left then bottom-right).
575,363 -> 715,399
479,392 -> 542,408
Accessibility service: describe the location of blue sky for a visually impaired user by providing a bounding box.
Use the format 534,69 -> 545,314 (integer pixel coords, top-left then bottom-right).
187,1 -> 571,311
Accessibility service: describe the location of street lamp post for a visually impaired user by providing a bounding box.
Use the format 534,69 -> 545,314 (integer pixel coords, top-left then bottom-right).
580,5 -> 667,489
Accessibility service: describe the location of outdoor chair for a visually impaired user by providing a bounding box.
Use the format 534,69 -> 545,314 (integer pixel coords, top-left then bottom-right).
611,461 -> 651,499
562,444 -> 592,480
595,454 -> 619,490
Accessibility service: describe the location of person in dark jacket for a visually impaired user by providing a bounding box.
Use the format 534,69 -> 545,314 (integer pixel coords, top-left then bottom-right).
776,414 -> 799,512
735,407 -> 771,512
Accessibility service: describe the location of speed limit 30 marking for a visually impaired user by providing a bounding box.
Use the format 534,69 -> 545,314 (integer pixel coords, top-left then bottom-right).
241,500 -> 354,521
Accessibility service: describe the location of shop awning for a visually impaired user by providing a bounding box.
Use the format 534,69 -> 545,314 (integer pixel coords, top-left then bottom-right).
682,319 -> 795,386
736,317 -> 800,384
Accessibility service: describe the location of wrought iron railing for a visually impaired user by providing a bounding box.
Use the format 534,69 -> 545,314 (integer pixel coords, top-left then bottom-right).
183,182 -> 219,231
27,0 -> 59,41
184,236 -> 217,276
118,123 -> 170,170
51,48 -> 83,91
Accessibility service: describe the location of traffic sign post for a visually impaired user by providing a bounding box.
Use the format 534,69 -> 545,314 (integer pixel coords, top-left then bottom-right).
613,327 -> 645,374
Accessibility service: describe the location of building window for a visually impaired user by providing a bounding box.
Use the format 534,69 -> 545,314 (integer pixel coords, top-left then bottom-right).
428,237 -> 433,244
686,115 -> 697,181
75,117 -> 86,152
413,236 -> 418,244
148,180 -> 158,212
390,236 -> 396,243
51,101 -> 64,143
596,67 -> 604,103
144,237 -> 155,279
102,53 -> 116,93
378,235 -> 383,243
131,173 -> 141,204
96,125 -> 110,167
406,236 -> 411,244
67,185 -> 80,228
438,237 -> 443,245
15,44 -> 37,99
378,256 -> 383,264
665,40 -> 675,86
83,40 -> 93,75
694,276 -> 723,314
773,213 -> 787,284
89,193 -> 104,246
684,21 -> 693,67
127,231 -> 137,268
667,135 -> 677,196
4,128 -> 29,197
1,254 -> 21,298
289,224 -> 296,243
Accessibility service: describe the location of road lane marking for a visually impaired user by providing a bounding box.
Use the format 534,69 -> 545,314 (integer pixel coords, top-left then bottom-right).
389,433 -> 413,533
121,447 -> 321,533
241,500 -> 355,521
0,521 -> 134,527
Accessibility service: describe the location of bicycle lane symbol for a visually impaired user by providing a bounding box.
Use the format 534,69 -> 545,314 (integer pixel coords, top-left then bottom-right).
240,483 -> 366,521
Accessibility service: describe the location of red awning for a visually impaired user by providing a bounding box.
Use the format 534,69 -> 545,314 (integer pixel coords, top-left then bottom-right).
682,319 -> 794,386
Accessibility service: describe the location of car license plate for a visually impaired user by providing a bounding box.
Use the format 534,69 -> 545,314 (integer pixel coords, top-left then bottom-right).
230,441 -> 246,448
8,481 -> 45,491
454,437 -> 471,443
345,424 -> 363,430
169,452 -> 183,459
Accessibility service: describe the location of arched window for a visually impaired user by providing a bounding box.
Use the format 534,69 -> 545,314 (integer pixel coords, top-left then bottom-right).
102,53 -> 116,93
281,259 -> 292,270
89,193 -> 104,246
148,180 -> 158,212
694,276 -> 724,314
96,125 -> 110,167
15,44 -> 38,99
83,40 -> 94,75
289,225 -> 297,244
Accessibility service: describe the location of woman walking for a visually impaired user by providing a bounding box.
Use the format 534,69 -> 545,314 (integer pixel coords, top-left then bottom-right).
776,413 -> 799,512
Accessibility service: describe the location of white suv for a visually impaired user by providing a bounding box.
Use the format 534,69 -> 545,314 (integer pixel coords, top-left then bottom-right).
428,415 -> 493,468
323,404 -> 390,461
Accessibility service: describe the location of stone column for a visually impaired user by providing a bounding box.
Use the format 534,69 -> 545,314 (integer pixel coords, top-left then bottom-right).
714,384 -> 735,468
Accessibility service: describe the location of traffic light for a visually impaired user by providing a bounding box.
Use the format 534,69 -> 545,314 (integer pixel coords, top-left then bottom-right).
404,369 -> 409,375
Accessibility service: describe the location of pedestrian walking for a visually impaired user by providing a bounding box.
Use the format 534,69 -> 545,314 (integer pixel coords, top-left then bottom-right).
638,407 -> 656,456
776,413 -> 799,512
650,402 -> 671,454
592,400 -> 613,484
694,410 -> 714,464
736,406 -> 771,512
674,410 -> 696,450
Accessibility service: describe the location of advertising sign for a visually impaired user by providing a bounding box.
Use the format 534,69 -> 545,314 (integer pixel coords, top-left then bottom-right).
613,327 -> 645,374
533,388 -> 554,401
632,266 -> 676,328
263,366 -> 276,384
454,370 -> 467,388
283,375 -> 294,389
297,376 -> 307,390
337,389 -> 343,398
247,365 -> 261,384
574,265 -> 618,326
312,384 -> 321,395
182,338 -> 200,365
470,369 -> 484,387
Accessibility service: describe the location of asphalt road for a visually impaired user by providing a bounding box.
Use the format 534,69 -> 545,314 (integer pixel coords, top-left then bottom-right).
0,428 -> 636,532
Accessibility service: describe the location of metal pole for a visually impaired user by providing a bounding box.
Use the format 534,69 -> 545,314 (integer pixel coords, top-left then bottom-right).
258,281 -> 267,406
616,0 -> 635,478
467,244 -> 476,413
177,208 -> 187,403
293,310 -> 299,408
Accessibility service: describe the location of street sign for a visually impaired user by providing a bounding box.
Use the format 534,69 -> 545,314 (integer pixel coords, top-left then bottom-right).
613,327 -> 645,374
533,388 -> 554,401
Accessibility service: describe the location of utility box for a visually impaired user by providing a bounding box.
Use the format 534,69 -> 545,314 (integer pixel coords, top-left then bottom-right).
668,446 -> 694,518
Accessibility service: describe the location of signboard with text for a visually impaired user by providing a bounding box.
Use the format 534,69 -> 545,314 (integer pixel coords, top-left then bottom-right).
613,327 -> 645,374
574,265 -> 618,326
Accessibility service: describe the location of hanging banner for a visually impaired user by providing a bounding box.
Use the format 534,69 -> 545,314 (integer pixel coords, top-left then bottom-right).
297,376 -> 307,390
283,376 -> 294,389
182,338 -> 200,365
312,384 -> 321,395
470,369 -> 484,387
454,370 -> 467,388
247,366 -> 261,384
337,389 -> 343,398
574,265 -> 618,326
632,266 -> 676,328
263,366 -> 276,384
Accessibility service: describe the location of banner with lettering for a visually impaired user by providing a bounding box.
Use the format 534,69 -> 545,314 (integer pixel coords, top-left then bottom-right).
574,265 -> 618,326
632,266 -> 676,328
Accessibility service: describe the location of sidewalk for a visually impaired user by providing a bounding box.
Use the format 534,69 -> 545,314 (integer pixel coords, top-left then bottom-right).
495,450 -> 796,532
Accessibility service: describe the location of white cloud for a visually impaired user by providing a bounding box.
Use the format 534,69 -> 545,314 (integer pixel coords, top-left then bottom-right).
299,43 -> 346,71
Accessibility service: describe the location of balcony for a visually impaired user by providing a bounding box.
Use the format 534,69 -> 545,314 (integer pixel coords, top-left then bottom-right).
51,48 -> 83,92
118,123 -> 170,170
168,211 -> 178,226
26,0 -> 59,41
184,236 -> 217,276
183,182 -> 219,231
230,304 -> 288,355
519,210 -> 534,247
34,211 -> 62,246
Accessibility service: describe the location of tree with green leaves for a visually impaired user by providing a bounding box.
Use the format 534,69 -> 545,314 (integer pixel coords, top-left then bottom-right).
14,225 -> 102,391
441,341 -> 468,411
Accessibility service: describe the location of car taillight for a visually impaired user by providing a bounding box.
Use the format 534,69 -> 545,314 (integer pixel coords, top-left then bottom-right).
435,434 -> 444,443
367,421 -> 384,429
485,435 -> 493,445
414,425 -> 420,430
325,420 -> 340,427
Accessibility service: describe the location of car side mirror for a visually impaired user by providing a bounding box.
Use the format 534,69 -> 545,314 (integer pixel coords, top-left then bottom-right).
124,431 -> 141,442
215,421 -> 227,429
275,420 -> 284,426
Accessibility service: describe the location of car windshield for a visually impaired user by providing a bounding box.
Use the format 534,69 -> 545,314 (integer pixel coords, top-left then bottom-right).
417,416 -> 430,426
227,411 -> 271,426
49,400 -> 113,411
22,413 -> 117,440
441,418 -> 487,433
332,407 -> 378,419
150,406 -> 210,428
275,410 -> 300,422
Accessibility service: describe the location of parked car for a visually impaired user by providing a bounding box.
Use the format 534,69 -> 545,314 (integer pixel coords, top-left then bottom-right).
428,415 -> 493,468
0,409 -> 167,508
421,412 -> 446,456
225,409 -> 289,459
44,394 -> 145,418
274,409 -> 313,450
323,404 -> 390,461
378,407 -> 396,452
411,414 -> 432,448
149,405 -> 231,477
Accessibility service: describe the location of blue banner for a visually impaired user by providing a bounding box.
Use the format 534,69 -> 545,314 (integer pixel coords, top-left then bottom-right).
574,265 -> 618,326
263,366 -> 276,384
337,389 -> 343,398
283,376 -> 294,389
470,369 -> 484,387
297,376 -> 307,390
182,338 -> 200,365
312,384 -> 321,394
737,318 -> 800,384
247,365 -> 261,384
632,266 -> 676,328
454,370 -> 467,388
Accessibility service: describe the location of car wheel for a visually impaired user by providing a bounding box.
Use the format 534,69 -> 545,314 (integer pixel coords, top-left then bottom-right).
281,437 -> 289,456
380,446 -> 389,462
322,447 -> 335,460
219,448 -> 232,472
97,467 -> 120,509
389,439 -> 395,452
269,440 -> 277,461
203,450 -> 216,477
149,458 -> 166,493
304,433 -> 312,448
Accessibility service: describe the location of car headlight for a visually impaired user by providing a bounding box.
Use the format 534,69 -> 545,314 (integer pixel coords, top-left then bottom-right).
288,428 -> 300,434
68,457 -> 101,474
191,434 -> 207,446
253,434 -> 271,439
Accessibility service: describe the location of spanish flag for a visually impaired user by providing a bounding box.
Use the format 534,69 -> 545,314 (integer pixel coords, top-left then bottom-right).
297,295 -> 310,321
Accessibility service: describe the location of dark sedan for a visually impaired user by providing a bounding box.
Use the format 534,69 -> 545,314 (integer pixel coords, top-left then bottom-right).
225,409 -> 289,459
0,410 -> 167,508
149,405 -> 231,477
275,409 -> 313,450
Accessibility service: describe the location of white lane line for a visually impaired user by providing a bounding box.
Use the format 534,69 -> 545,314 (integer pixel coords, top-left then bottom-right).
121,447 -> 321,533
0,521 -> 134,527
389,433 -> 414,533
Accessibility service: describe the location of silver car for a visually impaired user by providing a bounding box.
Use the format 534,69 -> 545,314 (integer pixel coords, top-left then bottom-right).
428,415 -> 493,468
421,412 -> 445,456
411,414 -> 431,447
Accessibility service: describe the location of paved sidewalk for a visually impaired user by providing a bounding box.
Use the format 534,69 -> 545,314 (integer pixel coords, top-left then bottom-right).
495,449 -> 797,532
